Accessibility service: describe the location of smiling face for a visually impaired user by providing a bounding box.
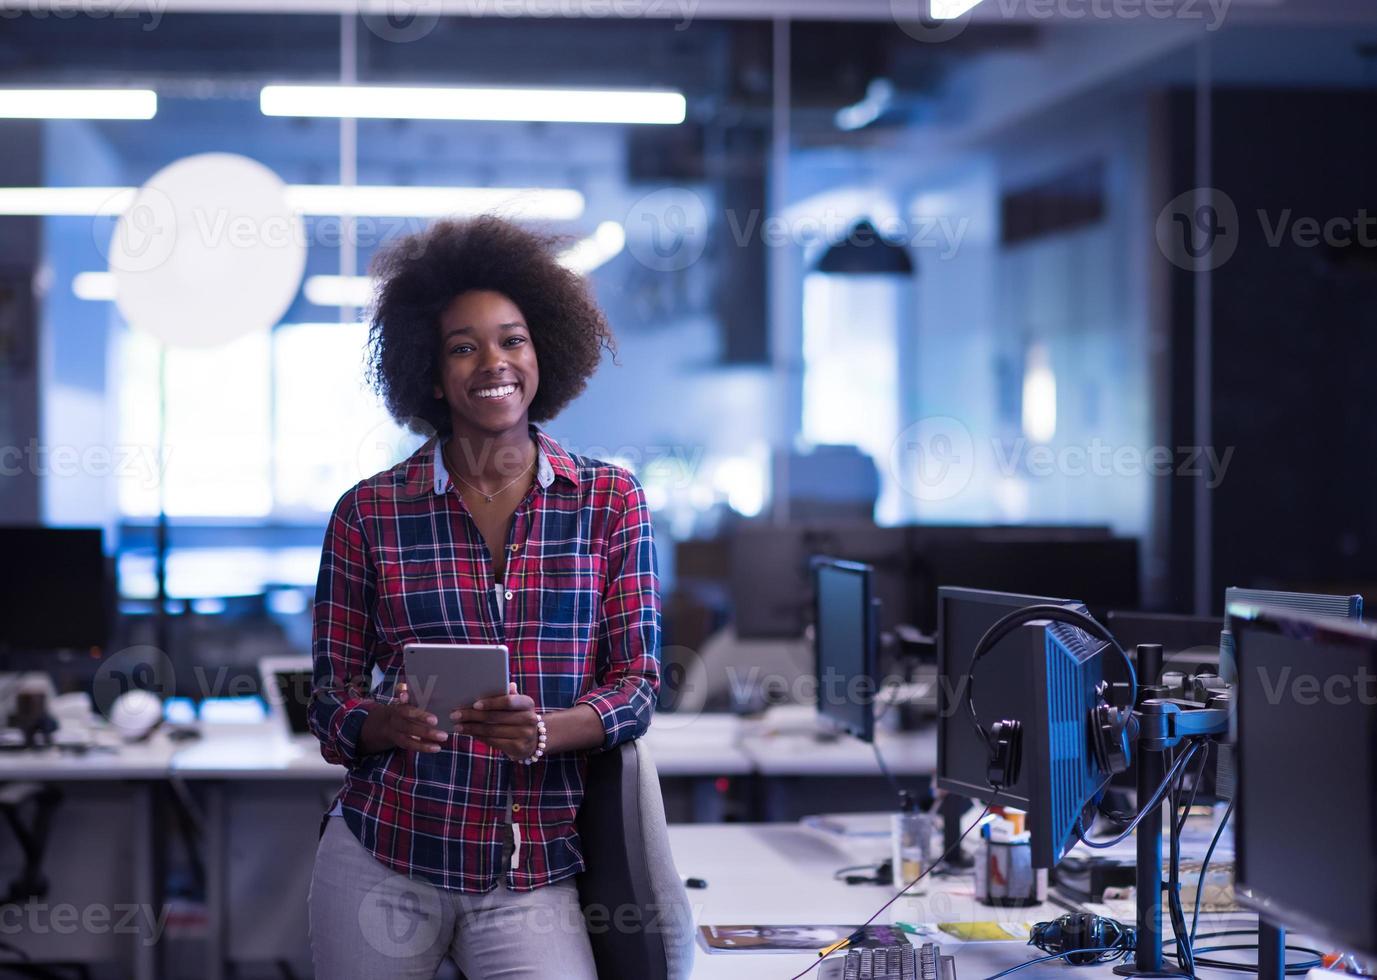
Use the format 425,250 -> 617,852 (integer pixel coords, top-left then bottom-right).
433,289 -> 539,440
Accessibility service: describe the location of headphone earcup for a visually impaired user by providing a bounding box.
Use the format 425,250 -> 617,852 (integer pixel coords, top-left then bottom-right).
1090,703 -> 1133,775
987,719 -> 1023,788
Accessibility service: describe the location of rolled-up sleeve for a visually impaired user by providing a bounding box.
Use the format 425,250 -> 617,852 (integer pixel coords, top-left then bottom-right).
576,472 -> 661,751
309,489 -> 378,768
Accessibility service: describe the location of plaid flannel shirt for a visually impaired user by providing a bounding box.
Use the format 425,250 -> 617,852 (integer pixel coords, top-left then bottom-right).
310,424 -> 661,892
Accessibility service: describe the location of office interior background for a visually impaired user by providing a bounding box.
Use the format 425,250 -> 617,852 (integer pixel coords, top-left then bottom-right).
2,0 -> 1377,977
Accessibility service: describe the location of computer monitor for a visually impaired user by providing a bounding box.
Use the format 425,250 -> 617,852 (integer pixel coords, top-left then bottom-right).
937,586 -> 1119,867
811,557 -> 878,743
0,526 -> 109,653
1225,586 -> 1362,622
1229,603 -> 1377,958
258,655 -> 313,739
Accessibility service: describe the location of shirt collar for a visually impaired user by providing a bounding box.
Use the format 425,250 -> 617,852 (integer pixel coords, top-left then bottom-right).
406,424 -> 579,499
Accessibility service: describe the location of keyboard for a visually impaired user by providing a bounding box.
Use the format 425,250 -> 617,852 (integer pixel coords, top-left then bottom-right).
819,942 -> 956,980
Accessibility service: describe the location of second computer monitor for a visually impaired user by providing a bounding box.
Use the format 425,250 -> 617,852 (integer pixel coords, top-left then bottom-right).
1230,603 -> 1377,959
1224,586 -> 1362,621
812,557 -> 878,743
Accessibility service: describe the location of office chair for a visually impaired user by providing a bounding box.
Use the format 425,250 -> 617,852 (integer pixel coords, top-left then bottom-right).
576,738 -> 696,980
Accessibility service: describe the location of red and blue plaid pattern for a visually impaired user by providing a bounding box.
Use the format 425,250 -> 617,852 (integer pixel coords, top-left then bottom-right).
310,424 -> 661,892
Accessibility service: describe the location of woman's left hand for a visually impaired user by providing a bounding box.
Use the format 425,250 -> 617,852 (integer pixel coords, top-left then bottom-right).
451,683 -> 540,761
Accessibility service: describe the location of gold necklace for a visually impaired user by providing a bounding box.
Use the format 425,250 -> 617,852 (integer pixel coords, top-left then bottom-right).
443,444 -> 535,504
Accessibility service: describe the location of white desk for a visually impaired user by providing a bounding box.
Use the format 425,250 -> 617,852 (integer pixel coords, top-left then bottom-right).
645,714 -> 754,777
667,823 -> 1297,980
0,733 -> 176,980
740,729 -> 937,777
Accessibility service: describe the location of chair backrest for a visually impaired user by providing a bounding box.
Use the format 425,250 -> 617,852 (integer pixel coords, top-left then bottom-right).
576,739 -> 695,980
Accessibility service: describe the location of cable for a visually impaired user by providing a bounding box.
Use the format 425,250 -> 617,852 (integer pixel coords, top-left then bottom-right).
786,804 -> 993,980
1190,796 -> 1234,946
1188,944 -> 1324,974
871,739 -> 902,799
1167,927 -> 1326,974
983,947 -> 1141,980
1167,741 -> 1208,976
1076,739 -> 1203,849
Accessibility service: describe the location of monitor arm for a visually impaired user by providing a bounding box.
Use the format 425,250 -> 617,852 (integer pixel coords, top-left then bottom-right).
1115,645 -> 1232,979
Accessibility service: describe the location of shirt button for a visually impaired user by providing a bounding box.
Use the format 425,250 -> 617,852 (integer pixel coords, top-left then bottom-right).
512,803 -> 521,813
509,543 -> 520,552
504,590 -> 513,600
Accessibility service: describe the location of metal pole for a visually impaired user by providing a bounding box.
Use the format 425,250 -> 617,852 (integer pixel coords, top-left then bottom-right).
1257,920 -> 1286,980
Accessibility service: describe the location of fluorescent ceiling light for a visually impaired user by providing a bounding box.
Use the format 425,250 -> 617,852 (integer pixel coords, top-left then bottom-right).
0,187 -> 135,216
931,0 -> 985,18
73,271 -> 116,301
0,185 -> 583,220
559,221 -> 626,275
0,88 -> 157,120
284,185 -> 585,219
261,84 -> 686,126
305,275 -> 373,308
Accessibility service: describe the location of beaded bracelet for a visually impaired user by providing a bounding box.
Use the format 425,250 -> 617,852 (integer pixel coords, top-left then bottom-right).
520,714 -> 547,765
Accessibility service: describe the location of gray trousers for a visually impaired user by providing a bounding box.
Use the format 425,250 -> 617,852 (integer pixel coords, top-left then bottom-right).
308,816 -> 598,979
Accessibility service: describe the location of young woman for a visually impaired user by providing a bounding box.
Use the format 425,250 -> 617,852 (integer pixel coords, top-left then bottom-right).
307,216 -> 660,978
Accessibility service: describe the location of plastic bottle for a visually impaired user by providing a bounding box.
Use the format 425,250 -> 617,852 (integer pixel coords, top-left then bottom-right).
891,790 -> 930,894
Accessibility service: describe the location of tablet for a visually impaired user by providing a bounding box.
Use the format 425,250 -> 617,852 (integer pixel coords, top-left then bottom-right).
402,643 -> 510,724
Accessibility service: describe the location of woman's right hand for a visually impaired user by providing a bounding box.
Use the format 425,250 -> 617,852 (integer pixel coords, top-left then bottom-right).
358,682 -> 449,755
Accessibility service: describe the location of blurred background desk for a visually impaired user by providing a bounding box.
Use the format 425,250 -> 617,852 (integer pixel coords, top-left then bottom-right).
171,726 -> 343,980
0,736 -> 177,980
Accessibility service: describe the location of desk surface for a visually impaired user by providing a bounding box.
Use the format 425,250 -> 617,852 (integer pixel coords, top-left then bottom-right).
0,732 -> 178,780
667,823 -> 1267,980
5,711 -> 937,784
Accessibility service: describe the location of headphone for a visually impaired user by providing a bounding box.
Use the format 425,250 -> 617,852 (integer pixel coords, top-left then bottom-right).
1031,912 -> 1136,965
965,604 -> 1138,791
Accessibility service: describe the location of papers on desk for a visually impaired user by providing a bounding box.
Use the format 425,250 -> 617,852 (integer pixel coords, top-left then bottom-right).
699,924 -> 911,954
